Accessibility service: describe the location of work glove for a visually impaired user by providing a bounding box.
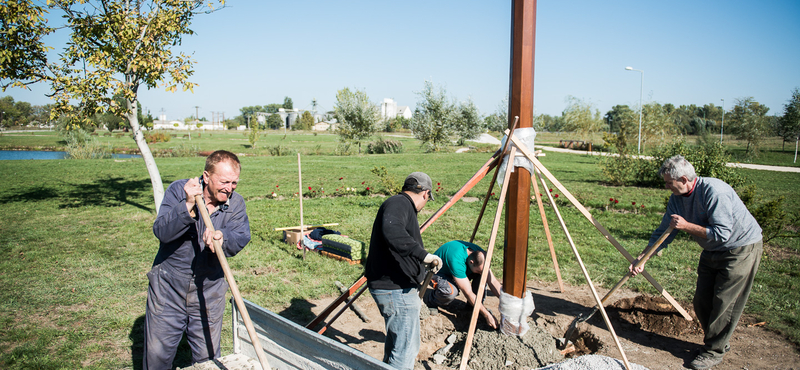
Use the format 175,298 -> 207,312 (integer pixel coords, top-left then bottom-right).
423,253 -> 442,273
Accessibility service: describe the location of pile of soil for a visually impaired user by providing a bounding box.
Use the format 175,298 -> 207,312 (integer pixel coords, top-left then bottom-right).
304,280 -> 799,370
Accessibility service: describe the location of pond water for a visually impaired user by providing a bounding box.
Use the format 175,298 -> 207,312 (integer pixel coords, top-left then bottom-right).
0,150 -> 142,160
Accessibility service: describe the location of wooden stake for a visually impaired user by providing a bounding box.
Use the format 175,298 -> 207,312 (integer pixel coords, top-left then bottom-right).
534,169 -> 632,370
459,147 -> 516,370
530,168 -> 564,293
509,134 -> 692,321
298,153 -> 305,260
194,195 -> 271,370
273,223 -> 338,231
420,154 -> 500,233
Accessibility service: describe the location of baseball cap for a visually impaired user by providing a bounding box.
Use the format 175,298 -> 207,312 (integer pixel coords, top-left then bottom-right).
404,172 -> 434,200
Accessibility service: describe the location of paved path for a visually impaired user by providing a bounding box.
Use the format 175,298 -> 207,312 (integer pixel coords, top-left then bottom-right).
533,145 -> 800,173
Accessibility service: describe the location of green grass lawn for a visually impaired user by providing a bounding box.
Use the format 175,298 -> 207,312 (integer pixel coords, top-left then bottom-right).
0,133 -> 797,369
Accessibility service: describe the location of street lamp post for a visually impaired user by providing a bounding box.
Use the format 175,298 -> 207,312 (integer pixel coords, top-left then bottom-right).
625,66 -> 644,154
720,99 -> 725,144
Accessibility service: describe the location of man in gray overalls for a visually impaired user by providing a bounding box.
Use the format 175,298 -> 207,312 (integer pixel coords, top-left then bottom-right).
144,150 -> 251,370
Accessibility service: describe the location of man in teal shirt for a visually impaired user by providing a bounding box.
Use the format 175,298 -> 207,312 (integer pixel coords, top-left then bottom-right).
424,240 -> 502,329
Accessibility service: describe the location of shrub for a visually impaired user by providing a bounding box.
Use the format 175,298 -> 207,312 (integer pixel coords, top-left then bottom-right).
143,131 -> 171,144
371,166 -> 401,195
334,142 -> 353,156
156,143 -> 198,158
601,139 -> 744,188
739,185 -> 790,243
268,145 -> 295,156
366,137 -> 404,154
62,130 -> 111,159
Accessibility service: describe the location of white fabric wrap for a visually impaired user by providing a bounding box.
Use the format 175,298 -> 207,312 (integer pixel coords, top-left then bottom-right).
499,289 -> 535,336
497,127 -> 537,187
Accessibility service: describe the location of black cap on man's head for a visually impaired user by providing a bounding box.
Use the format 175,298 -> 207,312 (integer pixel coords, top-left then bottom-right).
404,172 -> 434,200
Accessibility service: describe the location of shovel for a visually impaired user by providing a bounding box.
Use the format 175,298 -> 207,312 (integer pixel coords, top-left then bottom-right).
559,226 -> 675,348
419,260 -> 440,299
195,195 -> 271,370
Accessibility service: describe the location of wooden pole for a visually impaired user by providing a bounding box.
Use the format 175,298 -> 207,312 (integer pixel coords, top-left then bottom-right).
469,117 -> 519,243
273,223 -> 338,231
420,155 -> 500,233
509,134 -> 692,321
298,153 -> 305,260
194,195 -> 271,370
504,0 -> 537,299
530,168 -> 564,293
532,169 -> 632,370
459,147 -> 517,370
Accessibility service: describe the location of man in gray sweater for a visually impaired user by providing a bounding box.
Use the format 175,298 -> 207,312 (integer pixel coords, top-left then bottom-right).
630,155 -> 762,370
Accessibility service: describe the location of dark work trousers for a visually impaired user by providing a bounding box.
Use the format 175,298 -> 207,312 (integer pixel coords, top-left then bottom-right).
693,240 -> 762,360
143,263 -> 228,370
426,272 -> 484,308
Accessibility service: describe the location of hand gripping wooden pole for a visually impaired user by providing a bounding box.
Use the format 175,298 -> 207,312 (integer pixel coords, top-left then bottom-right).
459,147 -> 516,370
195,196 -> 271,370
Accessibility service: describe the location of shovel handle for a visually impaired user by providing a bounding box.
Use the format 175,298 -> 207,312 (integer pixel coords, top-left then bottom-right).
194,195 -> 271,370
419,260 -> 439,299
600,226 -> 675,306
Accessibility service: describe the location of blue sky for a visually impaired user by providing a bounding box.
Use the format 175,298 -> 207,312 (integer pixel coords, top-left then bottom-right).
5,0 -> 800,121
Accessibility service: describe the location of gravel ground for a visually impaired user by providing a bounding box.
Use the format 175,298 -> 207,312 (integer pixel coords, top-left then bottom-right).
536,354 -> 650,370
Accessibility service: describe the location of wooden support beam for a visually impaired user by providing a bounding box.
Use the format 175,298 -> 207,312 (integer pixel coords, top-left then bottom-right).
504,0 -> 537,299
459,147 -> 517,370
531,165 -> 631,370
531,168 -> 564,293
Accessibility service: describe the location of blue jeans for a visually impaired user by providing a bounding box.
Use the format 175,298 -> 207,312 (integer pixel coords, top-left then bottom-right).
370,287 -> 421,370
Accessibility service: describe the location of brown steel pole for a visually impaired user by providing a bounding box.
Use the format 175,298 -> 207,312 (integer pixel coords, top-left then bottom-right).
503,0 -> 536,298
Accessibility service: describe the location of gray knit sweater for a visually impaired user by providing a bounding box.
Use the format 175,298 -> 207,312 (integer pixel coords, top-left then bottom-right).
651,177 -> 762,252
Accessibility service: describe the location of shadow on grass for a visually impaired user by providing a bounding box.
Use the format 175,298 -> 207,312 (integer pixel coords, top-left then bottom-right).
278,297 -> 318,326
60,176 -> 153,212
130,315 -> 144,369
2,176 -> 155,212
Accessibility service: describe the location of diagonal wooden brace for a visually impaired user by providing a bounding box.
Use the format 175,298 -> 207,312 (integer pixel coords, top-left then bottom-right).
508,134 -> 692,321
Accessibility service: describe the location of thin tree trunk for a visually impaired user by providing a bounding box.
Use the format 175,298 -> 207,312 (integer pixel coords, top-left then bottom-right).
128,99 -> 165,214
794,137 -> 798,164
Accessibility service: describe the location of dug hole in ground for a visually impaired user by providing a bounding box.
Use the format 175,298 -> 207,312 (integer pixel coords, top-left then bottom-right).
300,280 -> 799,370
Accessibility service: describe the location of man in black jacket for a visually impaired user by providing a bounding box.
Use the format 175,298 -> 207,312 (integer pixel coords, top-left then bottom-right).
365,172 -> 442,370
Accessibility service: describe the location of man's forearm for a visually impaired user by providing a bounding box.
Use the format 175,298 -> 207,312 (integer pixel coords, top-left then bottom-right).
680,222 -> 708,239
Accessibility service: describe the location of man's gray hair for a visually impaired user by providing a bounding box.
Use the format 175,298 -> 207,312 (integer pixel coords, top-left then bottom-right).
659,155 -> 697,181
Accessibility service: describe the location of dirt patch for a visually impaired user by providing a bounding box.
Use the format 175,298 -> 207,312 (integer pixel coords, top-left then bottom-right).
302,280 -> 800,370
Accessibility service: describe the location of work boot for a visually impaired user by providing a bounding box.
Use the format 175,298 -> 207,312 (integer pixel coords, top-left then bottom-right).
689,353 -> 723,369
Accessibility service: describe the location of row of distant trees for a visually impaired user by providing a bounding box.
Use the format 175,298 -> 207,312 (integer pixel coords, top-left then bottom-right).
540,90 -> 800,156
0,95 -> 154,131
329,83 -> 800,156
